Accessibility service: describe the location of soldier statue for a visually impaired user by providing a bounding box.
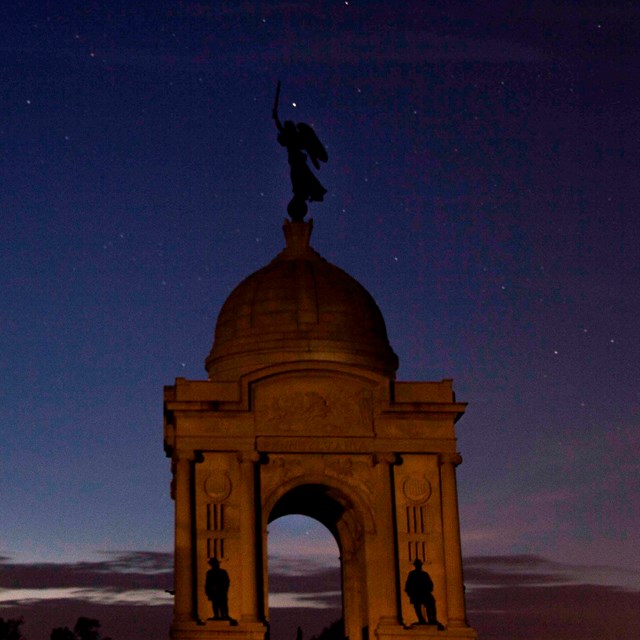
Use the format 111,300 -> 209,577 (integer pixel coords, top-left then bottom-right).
404,559 -> 445,630
205,557 -> 230,620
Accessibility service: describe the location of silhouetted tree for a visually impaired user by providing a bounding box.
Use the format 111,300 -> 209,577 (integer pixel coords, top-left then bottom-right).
49,618 -> 111,640
50,628 -> 75,640
0,617 -> 25,640
310,619 -> 344,640
73,619 -> 100,640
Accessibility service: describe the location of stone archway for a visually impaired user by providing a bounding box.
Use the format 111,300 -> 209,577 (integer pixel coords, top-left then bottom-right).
164,217 -> 477,639
165,369 -> 478,640
264,482 -> 369,640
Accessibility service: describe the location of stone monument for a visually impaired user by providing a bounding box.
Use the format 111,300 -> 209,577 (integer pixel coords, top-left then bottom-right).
164,97 -> 477,640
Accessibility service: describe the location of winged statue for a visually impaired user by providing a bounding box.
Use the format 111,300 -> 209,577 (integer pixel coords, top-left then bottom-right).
272,81 -> 328,220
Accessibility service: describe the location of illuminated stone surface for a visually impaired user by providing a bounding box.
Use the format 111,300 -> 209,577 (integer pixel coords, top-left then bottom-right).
164,220 -> 477,640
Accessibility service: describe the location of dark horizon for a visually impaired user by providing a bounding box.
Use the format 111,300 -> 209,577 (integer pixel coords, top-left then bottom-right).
1,549 -> 639,640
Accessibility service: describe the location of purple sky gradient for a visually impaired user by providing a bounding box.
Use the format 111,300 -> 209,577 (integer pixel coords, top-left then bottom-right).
1,1 -> 639,635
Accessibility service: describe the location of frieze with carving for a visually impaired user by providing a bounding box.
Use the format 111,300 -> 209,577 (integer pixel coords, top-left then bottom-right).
256,383 -> 374,435
324,456 -> 374,495
260,455 -> 305,498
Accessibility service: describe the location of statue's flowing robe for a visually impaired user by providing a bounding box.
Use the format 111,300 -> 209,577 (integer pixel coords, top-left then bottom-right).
288,148 -> 327,202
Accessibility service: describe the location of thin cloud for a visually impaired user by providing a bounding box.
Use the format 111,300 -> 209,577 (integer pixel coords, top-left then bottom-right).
0,551 -> 173,591
465,555 -> 640,639
0,587 -> 171,607
468,585 -> 640,640
269,591 -> 341,610
95,550 -> 174,574
2,552 -> 639,640
268,564 -> 341,596
465,555 -> 640,592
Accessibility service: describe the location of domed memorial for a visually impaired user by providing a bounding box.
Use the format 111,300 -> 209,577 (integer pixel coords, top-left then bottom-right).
164,85 -> 477,640
205,219 -> 398,381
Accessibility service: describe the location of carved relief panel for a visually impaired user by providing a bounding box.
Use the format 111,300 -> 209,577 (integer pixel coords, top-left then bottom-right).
253,373 -> 376,436
260,453 -> 377,520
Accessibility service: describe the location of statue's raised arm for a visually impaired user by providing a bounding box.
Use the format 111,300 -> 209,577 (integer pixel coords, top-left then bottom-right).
272,81 -> 328,221
272,80 -> 284,132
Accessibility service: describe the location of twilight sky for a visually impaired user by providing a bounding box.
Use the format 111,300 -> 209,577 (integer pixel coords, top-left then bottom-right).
1,1 -> 639,638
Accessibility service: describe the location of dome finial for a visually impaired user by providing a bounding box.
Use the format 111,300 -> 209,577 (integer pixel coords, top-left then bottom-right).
282,218 -> 314,257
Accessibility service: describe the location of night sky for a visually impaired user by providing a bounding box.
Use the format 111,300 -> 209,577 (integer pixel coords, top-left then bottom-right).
1,2 -> 639,639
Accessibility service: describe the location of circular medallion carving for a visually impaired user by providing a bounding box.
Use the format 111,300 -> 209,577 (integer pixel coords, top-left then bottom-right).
403,476 -> 431,504
204,473 -> 232,501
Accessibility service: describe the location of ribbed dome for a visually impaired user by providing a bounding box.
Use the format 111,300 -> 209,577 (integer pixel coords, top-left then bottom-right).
205,220 -> 398,380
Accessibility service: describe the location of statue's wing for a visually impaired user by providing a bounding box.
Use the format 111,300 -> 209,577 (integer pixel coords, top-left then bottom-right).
296,122 -> 328,169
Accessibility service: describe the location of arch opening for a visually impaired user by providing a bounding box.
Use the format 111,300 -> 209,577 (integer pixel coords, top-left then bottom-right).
267,514 -> 341,640
264,482 -> 369,640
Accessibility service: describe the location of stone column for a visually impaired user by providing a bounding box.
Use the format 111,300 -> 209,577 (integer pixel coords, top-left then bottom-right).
238,451 -> 261,623
173,450 -> 195,623
372,453 -> 399,627
439,453 -> 467,628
